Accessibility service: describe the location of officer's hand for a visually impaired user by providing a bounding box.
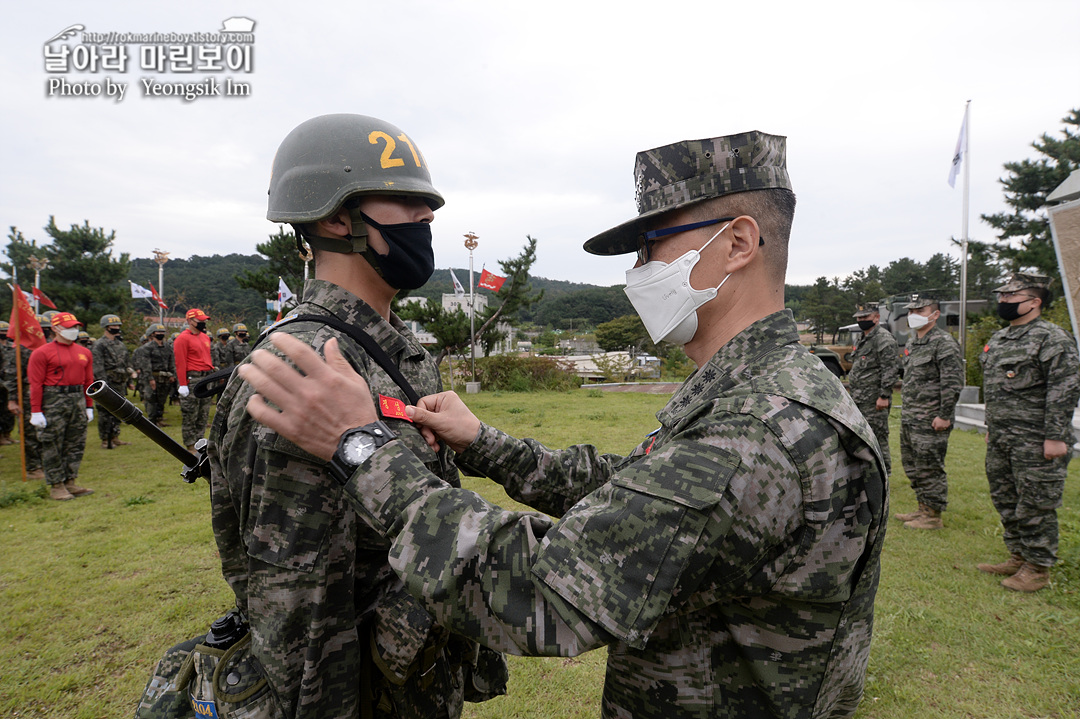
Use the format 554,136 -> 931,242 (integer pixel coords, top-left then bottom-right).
875,397 -> 890,410
86,408 -> 94,422
7,400 -> 19,415
241,334 -> 376,461
931,417 -> 951,432
1044,439 -> 1070,460
178,385 -> 190,398
30,412 -> 47,428
407,392 -> 481,453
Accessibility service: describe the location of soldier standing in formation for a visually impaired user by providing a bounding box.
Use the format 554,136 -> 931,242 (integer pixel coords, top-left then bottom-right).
0,322 -> 14,447
978,273 -> 1080,592
132,322 -> 176,428
28,312 -> 95,500
211,327 -> 232,370
240,130 -> 888,719
896,295 -> 964,530
848,302 -> 902,475
3,316 -> 49,479
173,308 -> 214,452
92,313 -> 133,448
224,322 -> 252,365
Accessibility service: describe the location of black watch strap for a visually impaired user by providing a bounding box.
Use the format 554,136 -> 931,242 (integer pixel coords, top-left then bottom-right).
328,420 -> 397,485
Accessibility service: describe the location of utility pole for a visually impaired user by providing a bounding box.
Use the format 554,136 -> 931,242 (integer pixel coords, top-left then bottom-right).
463,232 -> 480,392
28,255 -> 48,314
153,249 -> 170,324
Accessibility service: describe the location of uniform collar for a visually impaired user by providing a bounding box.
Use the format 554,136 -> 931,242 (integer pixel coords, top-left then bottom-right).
298,279 -> 425,362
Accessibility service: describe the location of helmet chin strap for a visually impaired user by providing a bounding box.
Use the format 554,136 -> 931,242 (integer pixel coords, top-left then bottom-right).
291,213 -> 388,281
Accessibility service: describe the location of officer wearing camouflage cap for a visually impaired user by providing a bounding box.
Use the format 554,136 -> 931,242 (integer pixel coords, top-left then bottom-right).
977,273 -> 1080,592
92,313 -> 132,448
239,131 -> 888,719
849,302 -> 902,475
131,323 -> 175,427
895,294 -> 964,530
136,115 -> 507,719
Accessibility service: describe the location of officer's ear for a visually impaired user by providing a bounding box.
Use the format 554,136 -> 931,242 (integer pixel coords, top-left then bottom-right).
315,208 -> 351,238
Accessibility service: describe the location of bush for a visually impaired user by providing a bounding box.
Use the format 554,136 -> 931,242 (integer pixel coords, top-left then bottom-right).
469,355 -> 583,392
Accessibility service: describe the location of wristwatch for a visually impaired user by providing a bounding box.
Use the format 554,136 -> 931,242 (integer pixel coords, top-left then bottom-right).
328,420 -> 397,485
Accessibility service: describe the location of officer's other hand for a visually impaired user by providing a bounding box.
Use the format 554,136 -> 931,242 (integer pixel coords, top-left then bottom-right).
241,334 -> 376,461
875,397 -> 890,410
931,417 -> 951,432
178,385 -> 190,398
407,392 -> 481,453
30,412 -> 47,428
86,408 -> 94,422
1044,439 -> 1070,460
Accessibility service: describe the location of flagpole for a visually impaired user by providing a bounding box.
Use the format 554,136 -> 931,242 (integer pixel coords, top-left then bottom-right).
29,255 -> 48,315
464,233 -> 479,384
153,249 -> 170,325
959,100 -> 971,371
11,284 -> 29,481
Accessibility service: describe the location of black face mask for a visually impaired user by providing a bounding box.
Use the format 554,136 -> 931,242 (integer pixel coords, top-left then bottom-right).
154,334 -> 166,341
107,327 -> 121,335
997,301 -> 1033,321
355,211 -> 435,290
857,320 -> 876,332
236,333 -> 248,341
195,321 -> 207,333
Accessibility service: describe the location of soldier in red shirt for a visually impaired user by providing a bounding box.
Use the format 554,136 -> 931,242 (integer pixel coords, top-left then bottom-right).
173,308 -> 214,451
28,312 -> 95,500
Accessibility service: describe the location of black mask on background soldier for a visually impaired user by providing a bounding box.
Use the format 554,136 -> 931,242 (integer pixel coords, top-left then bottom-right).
356,212 -> 435,290
997,300 -> 1033,322
857,320 -> 876,332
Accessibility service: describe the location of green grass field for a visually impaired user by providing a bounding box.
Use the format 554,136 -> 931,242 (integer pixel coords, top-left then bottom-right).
1,390 -> 1078,718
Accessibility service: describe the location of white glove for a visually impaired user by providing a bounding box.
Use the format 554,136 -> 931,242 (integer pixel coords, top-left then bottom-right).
30,412 -> 47,428
178,385 -> 190,398
86,408 -> 95,422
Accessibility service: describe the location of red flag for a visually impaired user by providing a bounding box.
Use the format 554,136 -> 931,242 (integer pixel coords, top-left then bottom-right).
32,286 -> 57,309
478,269 -> 506,292
8,284 -> 46,350
149,283 -> 169,309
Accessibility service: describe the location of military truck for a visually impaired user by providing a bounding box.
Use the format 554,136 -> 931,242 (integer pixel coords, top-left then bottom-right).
806,326 -> 860,377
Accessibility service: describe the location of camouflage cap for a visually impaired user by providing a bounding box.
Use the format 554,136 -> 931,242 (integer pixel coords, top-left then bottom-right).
853,302 -> 880,319
583,131 -> 791,256
993,272 -> 1052,294
903,293 -> 940,310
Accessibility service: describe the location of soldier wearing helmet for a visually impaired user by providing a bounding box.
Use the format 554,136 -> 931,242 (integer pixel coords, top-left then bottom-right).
92,313 -> 133,449
4,320 -> 45,479
211,327 -> 232,370
224,322 -> 251,364
131,322 -> 175,427
137,115 -> 506,719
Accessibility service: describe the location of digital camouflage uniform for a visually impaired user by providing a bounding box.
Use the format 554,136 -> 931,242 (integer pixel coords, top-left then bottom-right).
338,310 -> 887,719
848,324 -> 901,475
133,340 -> 176,424
225,336 -> 252,365
135,280 -> 504,719
899,324 -> 963,512
212,337 -> 232,370
92,334 -> 131,443
980,317 -> 1080,567
4,343 -> 43,472
37,387 -> 89,485
0,339 -> 14,440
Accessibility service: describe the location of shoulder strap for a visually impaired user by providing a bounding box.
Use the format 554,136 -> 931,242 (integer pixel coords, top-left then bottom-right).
192,314 -> 421,404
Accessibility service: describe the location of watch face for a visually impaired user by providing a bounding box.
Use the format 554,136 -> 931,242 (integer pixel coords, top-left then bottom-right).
342,432 -> 377,464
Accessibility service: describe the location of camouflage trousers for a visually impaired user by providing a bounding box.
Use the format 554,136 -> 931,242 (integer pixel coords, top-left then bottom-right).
985,436 -> 1069,567
899,420 -> 951,511
98,379 -> 126,442
180,371 -> 213,447
141,380 -> 173,424
0,385 -> 13,436
36,388 -> 87,486
9,391 -> 43,471
856,401 -> 892,476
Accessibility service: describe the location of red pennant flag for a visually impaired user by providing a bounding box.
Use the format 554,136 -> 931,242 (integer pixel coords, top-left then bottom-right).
8,284 -> 47,350
149,282 -> 169,309
32,286 -> 57,309
478,269 -> 506,292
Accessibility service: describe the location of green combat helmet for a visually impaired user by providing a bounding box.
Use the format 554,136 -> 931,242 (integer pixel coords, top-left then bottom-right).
42,310 -> 60,325
100,314 -> 122,327
266,113 -> 444,258
0,320 -> 9,337
77,331 -> 91,346
146,322 -> 167,336
216,327 -> 231,339
38,314 -> 51,329
232,323 -> 248,334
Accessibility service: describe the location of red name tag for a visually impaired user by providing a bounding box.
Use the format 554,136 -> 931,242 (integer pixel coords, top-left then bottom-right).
379,394 -> 412,422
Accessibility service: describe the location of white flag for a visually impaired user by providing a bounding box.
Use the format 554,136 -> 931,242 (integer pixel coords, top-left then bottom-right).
130,281 -> 153,299
450,269 -> 465,298
278,277 -> 295,306
948,107 -> 968,188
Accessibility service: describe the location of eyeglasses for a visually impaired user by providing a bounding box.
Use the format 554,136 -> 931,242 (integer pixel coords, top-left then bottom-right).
636,216 -> 763,264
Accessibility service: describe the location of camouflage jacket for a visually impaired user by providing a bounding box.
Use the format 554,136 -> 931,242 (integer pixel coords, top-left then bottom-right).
225,336 -> 252,365
848,325 -> 901,407
207,280 -> 497,719
132,341 -> 175,382
980,317 -> 1080,444
341,310 -> 888,719
92,336 -> 130,387
211,340 -> 231,369
3,343 -> 31,400
900,325 -> 963,424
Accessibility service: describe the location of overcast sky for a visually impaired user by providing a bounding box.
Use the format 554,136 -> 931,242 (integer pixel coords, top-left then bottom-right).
3,0 -> 1078,292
